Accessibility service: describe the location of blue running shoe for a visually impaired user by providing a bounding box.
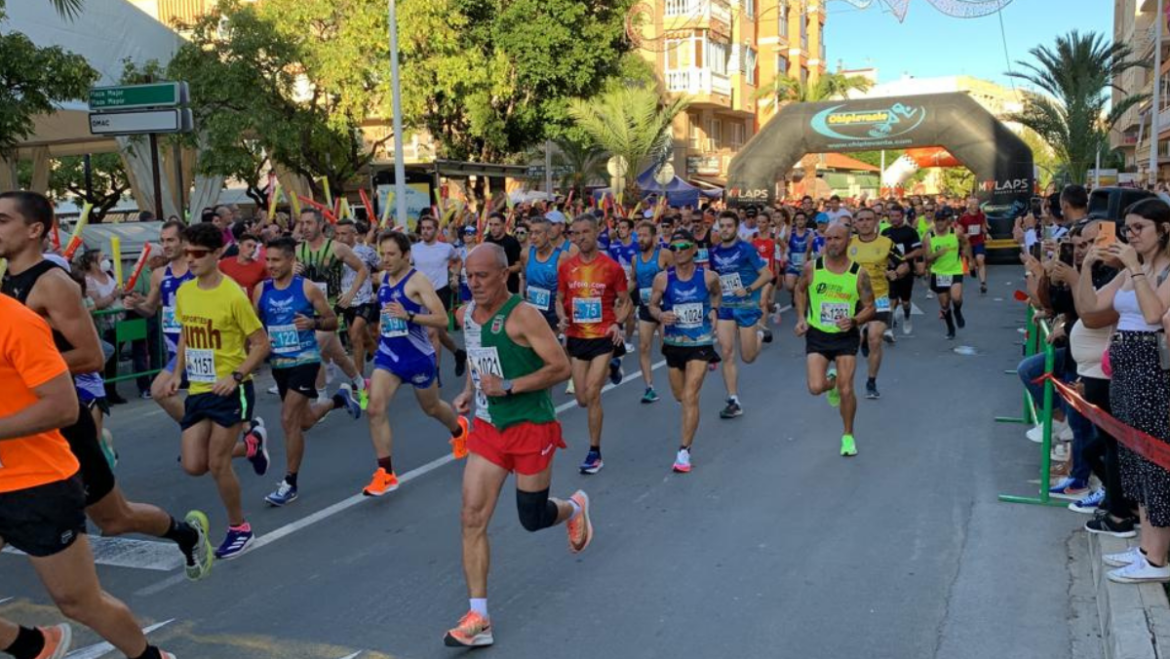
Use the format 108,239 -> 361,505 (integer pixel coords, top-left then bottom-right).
244,423 -> 269,477
1069,488 -> 1105,514
579,449 -> 603,475
1049,477 -> 1089,501
264,480 -> 298,507
214,526 -> 254,560
641,387 -> 660,404
337,384 -> 363,420
608,358 -> 624,386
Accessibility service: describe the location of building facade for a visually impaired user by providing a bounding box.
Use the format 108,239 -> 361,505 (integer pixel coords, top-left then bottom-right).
1112,0 -> 1169,182
639,0 -> 827,187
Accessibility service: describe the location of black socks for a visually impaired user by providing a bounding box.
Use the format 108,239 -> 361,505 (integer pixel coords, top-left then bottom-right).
378,456 -> 393,473
163,517 -> 198,554
4,626 -> 44,659
285,472 -> 298,488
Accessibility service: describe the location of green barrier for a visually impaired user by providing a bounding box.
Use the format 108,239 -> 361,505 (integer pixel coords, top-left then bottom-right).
93,307 -> 165,385
997,311 -> 1065,507
995,305 -> 1036,425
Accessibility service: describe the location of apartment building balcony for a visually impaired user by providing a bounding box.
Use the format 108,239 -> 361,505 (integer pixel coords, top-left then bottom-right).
663,0 -> 731,29
666,68 -> 733,101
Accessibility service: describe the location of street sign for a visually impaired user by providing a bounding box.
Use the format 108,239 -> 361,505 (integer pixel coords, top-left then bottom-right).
89,109 -> 193,136
88,82 -> 189,111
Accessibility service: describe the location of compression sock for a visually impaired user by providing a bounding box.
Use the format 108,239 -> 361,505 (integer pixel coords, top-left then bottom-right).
378,456 -> 393,473
903,304 -> 912,320
163,516 -> 199,552
4,626 -> 44,659
132,646 -> 163,659
285,472 -> 298,488
469,598 -> 489,618
953,301 -> 965,327
943,309 -> 956,334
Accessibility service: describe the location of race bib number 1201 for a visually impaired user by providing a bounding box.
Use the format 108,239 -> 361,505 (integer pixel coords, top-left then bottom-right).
819,302 -> 851,326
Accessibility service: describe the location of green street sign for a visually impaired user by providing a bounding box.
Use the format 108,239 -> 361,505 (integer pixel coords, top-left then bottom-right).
89,82 -> 188,111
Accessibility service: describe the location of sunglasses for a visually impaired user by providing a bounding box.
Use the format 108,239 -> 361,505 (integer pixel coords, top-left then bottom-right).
669,242 -> 694,251
184,248 -> 212,258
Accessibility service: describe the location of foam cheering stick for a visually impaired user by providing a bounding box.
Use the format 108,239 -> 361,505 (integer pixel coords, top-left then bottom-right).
359,189 -> 375,224
52,223 -> 61,251
296,195 -> 338,223
125,243 -> 152,291
0,258 -> 6,279
110,237 -> 124,287
267,180 -> 281,220
380,192 -> 395,228
63,203 -> 92,260
317,176 -> 333,209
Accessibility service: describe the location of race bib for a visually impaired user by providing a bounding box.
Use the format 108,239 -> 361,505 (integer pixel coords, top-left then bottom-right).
774,244 -> 784,261
162,306 -> 181,333
819,302 -> 851,326
468,345 -> 503,421
966,224 -> 981,236
673,302 -> 704,329
185,348 -> 217,384
380,309 -> 409,338
790,252 -> 805,267
527,286 -> 551,311
639,287 -> 654,305
572,297 -> 602,324
935,274 -> 953,288
719,272 -> 743,296
875,296 -> 890,312
696,247 -> 709,263
268,323 -> 301,355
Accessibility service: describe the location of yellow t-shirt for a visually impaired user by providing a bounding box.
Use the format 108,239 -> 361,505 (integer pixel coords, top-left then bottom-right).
848,235 -> 896,301
175,275 -> 263,395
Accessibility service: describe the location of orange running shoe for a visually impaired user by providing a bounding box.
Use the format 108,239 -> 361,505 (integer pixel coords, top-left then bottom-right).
450,415 -> 469,459
362,468 -> 399,497
566,490 -> 593,554
34,624 -> 71,659
443,610 -> 493,647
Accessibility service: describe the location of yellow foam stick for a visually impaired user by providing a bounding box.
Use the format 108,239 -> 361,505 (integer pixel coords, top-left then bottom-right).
338,198 -> 352,221
317,176 -> 333,209
63,203 -> 92,259
0,258 -> 6,279
268,181 -> 281,220
110,236 -> 123,287
380,192 -> 395,228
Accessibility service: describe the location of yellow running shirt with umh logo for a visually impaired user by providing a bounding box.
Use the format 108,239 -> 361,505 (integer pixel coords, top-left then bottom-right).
175,275 -> 263,395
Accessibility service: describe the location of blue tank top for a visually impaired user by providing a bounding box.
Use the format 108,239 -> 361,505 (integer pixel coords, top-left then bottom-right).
811,234 -> 826,258
525,245 -> 559,313
257,276 -> 320,368
608,239 -> 638,269
662,267 -> 714,346
710,240 -> 766,309
788,229 -> 811,269
633,247 -> 663,306
377,270 -> 435,361
160,264 -> 195,356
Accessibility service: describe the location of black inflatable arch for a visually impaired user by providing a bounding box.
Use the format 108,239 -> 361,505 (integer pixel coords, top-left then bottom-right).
726,92 -> 1034,212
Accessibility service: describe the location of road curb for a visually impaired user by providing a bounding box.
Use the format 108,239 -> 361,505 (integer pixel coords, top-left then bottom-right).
1088,533 -> 1170,659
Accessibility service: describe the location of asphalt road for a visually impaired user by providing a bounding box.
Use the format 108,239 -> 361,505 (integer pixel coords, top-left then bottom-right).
1,266 -> 1103,659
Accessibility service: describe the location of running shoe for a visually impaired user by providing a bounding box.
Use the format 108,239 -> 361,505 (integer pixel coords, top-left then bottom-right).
183,510 -> 213,581
926,291 -> 934,299
760,328 -> 774,344
35,623 -> 71,659
1108,554 -> 1170,583
359,379 -> 370,411
882,328 -> 895,344
214,526 -> 254,560
865,381 -> 880,400
1068,488 -> 1105,514
264,480 -> 298,507
454,348 -> 468,378
566,379 -> 575,395
1086,513 -> 1138,539
338,383 -> 363,419
623,341 -> 635,354
840,434 -> 858,457
450,416 -> 470,459
567,490 -> 593,553
579,449 -> 603,475
267,384 -> 279,395
719,398 -> 743,419
672,449 -> 692,473
826,365 -> 840,408
362,468 -> 400,496
444,611 -> 493,648
945,331 -> 956,340
1103,545 -> 1143,567
641,387 -> 660,404
980,283 -> 988,294
1048,477 -> 1090,501
608,357 -> 624,386
902,318 -> 913,336
99,428 -> 118,470
244,422 -> 269,477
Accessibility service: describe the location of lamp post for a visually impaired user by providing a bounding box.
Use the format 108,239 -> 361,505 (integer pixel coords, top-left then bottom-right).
388,0 -> 408,228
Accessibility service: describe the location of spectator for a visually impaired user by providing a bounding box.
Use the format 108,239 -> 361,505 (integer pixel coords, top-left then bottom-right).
78,249 -> 126,405
219,232 -> 267,297
483,211 -> 522,293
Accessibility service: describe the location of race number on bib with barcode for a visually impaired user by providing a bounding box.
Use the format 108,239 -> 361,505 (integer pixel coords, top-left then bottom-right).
380,310 -> 408,338
935,275 -> 953,288
673,303 -> 704,329
875,296 -> 890,312
572,297 -> 602,324
819,302 -> 851,326
468,346 -> 503,421
527,286 -> 551,311
185,348 -> 217,384
639,287 -> 653,304
719,272 -> 743,296
268,324 -> 301,354
162,306 -> 180,334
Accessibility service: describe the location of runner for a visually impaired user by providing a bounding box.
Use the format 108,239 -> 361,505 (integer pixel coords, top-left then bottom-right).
923,206 -> 971,339
294,209 -> 368,411
165,222 -> 272,560
410,215 -> 468,378
519,216 -> 568,332
333,219 -> 381,376
0,191 -> 212,581
710,210 -> 771,419
544,210 -> 578,259
784,210 -> 814,307
0,294 -> 178,659
123,219 -> 192,423
445,242 -> 591,648
881,203 -> 923,336
849,207 -> 906,399
608,218 -> 639,349
361,231 -> 470,497
794,222 -> 876,456
647,228 -> 720,472
556,214 -> 631,475
957,196 -> 990,294
694,208 -> 715,268
750,212 -> 778,342
632,220 -> 673,403
253,237 -> 355,506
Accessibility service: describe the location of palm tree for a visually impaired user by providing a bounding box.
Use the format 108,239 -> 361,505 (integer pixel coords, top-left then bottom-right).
0,0 -> 84,18
569,86 -> 690,198
550,138 -> 608,202
1006,30 -> 1148,185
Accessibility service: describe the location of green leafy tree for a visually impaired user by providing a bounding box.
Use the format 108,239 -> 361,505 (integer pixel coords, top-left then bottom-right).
49,154 -> 131,221
753,71 -> 873,107
1006,30 -> 1148,186
569,86 -> 690,196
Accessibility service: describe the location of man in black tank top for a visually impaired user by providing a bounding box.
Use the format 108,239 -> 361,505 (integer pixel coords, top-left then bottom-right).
0,191 -> 213,582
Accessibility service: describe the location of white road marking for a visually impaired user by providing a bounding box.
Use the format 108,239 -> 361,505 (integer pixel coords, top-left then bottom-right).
337,653 -> 363,659
3,537 -> 180,572
65,619 -> 174,659
0,597 -> 11,605
910,302 -> 924,316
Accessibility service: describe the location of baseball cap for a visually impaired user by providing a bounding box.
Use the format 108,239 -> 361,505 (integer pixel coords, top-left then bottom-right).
815,212 -> 830,224
934,206 -> 955,221
670,228 -> 695,243
545,210 -> 566,224
462,225 -> 477,235
745,206 -> 759,218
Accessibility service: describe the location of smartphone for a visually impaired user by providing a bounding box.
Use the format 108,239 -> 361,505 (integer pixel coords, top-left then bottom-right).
1059,241 -> 1074,266
1029,242 -> 1042,260
1096,222 -> 1117,248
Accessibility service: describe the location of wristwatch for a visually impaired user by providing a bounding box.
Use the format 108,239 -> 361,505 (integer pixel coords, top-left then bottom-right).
501,379 -> 514,396
231,371 -> 245,383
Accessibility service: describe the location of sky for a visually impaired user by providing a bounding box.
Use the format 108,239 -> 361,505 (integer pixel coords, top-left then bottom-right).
823,0 -> 1114,90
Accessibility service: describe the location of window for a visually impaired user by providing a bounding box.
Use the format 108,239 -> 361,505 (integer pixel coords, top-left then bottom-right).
730,121 -> 745,149
706,118 -> 722,150
665,37 -> 697,70
778,0 -> 788,26
708,40 -> 729,76
745,46 -> 758,85
689,117 -> 701,149
729,43 -> 741,74
800,12 -> 808,49
800,66 -> 808,84
777,54 -> 789,78
744,0 -> 755,19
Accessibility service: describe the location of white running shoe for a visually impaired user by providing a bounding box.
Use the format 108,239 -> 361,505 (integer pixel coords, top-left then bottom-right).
1103,545 -> 1143,568
672,449 -> 692,473
1108,553 -> 1170,583
902,318 -> 912,335
267,384 -> 279,395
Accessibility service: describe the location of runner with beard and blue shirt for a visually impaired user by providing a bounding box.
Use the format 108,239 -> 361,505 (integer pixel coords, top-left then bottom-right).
632,220 -> 673,404
709,210 -> 771,419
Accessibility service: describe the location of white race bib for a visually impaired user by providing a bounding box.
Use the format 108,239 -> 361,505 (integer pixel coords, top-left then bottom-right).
935,274 -> 953,288
719,272 -> 743,296
468,345 -> 503,421
162,306 -> 180,333
673,302 -> 704,329
380,309 -> 409,338
527,286 -> 551,311
875,296 -> 890,312
819,302 -> 851,326
572,297 -> 602,324
639,287 -> 653,304
966,224 -> 981,236
185,348 -> 217,384
268,323 -> 301,355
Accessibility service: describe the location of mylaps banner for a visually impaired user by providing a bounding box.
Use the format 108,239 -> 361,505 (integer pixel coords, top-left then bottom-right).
726,92 -> 1034,211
